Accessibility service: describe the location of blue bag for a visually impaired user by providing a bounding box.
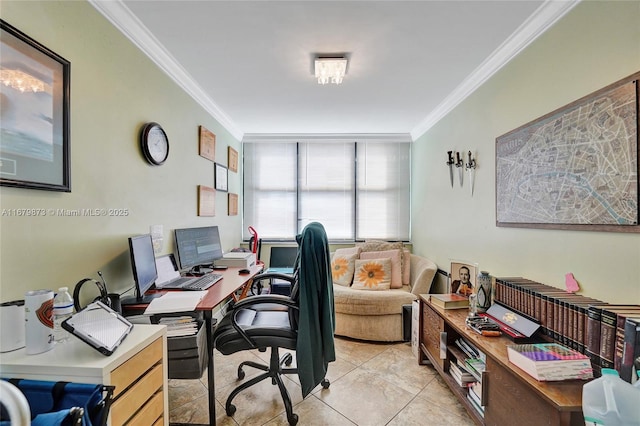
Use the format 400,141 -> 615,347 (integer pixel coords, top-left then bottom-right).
0,379 -> 114,426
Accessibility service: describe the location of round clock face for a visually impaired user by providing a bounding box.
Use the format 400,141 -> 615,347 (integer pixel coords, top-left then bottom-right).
141,122 -> 169,165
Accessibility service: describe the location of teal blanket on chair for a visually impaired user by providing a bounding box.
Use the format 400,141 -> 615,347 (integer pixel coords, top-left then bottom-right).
295,222 -> 336,397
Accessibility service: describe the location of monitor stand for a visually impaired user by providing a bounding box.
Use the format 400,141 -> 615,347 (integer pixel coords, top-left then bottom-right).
120,292 -> 163,306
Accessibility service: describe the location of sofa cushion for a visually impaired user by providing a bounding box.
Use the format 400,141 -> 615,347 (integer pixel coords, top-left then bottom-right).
352,258 -> 392,291
358,240 -> 408,286
333,284 -> 417,315
331,252 -> 358,286
334,246 -> 362,257
360,249 -> 403,288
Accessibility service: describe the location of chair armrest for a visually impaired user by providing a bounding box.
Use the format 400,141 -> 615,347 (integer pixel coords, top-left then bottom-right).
231,294 -> 297,310
251,272 -> 295,283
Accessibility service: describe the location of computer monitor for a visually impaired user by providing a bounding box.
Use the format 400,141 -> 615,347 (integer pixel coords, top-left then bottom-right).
174,226 -> 223,271
121,234 -> 159,305
269,246 -> 298,268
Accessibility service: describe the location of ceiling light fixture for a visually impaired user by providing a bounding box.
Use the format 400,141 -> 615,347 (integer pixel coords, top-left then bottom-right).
314,57 -> 347,85
0,69 -> 50,93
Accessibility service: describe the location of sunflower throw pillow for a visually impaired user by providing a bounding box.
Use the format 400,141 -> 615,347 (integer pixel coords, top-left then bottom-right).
352,258 -> 392,291
331,252 -> 358,286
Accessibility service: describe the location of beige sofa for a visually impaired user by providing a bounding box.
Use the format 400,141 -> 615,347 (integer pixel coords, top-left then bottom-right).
333,254 -> 437,342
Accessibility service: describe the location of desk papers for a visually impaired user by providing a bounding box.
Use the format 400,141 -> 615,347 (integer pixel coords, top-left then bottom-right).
144,291 -> 206,315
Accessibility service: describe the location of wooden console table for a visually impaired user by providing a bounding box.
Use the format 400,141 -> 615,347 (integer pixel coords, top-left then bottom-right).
0,324 -> 167,426
419,295 -> 585,426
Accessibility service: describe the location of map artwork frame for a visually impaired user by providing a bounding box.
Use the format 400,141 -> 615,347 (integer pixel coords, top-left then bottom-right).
496,71 -> 639,233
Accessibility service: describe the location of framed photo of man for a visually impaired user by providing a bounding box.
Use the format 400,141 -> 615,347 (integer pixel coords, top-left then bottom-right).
449,261 -> 477,297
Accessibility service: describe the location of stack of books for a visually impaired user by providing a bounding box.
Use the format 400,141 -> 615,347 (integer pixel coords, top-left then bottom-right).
159,316 -> 199,337
467,381 -> 484,418
449,360 -> 475,387
507,342 -> 593,381
429,293 -> 469,310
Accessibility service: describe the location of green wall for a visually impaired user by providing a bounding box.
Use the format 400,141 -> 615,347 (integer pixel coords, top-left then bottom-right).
411,1 -> 640,303
0,1 -> 243,302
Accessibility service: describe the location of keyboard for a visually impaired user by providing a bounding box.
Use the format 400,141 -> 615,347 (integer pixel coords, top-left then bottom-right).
183,273 -> 223,290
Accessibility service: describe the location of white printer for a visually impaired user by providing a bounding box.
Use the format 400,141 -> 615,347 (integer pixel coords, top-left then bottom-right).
214,252 -> 256,269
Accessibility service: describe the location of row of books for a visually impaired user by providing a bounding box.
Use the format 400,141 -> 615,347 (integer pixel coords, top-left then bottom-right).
494,277 -> 640,381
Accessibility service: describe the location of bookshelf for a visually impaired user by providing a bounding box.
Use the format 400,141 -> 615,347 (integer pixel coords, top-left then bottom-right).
419,296 -> 585,426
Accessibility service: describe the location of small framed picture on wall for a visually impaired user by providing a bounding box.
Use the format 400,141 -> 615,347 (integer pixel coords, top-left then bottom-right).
228,146 -> 238,173
214,162 -> 228,192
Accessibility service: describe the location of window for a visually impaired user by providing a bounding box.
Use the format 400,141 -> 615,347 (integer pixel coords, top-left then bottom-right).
243,140 -> 410,241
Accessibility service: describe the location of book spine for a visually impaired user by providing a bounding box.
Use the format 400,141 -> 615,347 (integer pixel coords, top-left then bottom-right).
586,305 -> 603,368
577,306 -> 586,354
600,309 -> 617,369
620,318 -> 640,383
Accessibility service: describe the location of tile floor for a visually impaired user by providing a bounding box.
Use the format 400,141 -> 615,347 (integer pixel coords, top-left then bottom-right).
168,336 -> 475,425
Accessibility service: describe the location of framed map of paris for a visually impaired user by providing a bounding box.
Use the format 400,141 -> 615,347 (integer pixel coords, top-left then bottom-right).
496,72 -> 639,233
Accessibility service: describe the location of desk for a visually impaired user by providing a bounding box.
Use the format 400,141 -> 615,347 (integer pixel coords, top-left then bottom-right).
0,324 -> 167,425
122,265 -> 263,426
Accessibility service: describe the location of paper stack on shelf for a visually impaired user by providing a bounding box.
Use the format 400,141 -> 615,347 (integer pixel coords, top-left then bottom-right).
507,343 -> 593,381
159,316 -> 199,337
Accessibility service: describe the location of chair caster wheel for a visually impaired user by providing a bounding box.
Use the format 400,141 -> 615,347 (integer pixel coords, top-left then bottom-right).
237,367 -> 245,380
321,379 -> 330,389
283,353 -> 293,366
226,404 -> 236,416
287,413 -> 298,425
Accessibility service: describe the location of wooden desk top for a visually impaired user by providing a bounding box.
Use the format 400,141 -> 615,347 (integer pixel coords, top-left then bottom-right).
122,264 -> 264,313
196,264 -> 263,310
420,295 -> 585,412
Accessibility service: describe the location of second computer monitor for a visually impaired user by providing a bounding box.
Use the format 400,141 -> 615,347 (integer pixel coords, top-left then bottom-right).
174,226 -> 223,271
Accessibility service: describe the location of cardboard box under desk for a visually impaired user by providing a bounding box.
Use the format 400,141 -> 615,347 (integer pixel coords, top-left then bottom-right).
167,320 -> 207,379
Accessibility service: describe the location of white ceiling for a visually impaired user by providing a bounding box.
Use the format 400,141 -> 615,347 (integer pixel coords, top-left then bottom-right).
91,1 -> 578,141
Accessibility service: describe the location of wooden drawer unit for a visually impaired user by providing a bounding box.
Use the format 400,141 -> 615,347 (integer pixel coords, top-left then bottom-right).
0,325 -> 168,426
421,300 -> 445,368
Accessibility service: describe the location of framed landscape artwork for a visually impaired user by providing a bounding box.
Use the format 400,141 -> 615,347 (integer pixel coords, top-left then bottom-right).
496,72 -> 639,233
0,20 -> 71,192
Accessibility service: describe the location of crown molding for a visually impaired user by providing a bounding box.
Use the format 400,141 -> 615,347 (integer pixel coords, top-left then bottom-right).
89,0 -> 244,141
242,133 -> 412,144
410,0 -> 581,141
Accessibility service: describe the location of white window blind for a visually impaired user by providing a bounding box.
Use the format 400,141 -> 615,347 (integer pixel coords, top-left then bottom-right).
243,141 -> 410,241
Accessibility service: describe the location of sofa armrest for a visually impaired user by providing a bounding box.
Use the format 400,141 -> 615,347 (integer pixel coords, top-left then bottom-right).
409,254 -> 437,296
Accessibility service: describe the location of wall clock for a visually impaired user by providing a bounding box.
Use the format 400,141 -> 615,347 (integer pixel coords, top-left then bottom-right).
140,122 -> 169,165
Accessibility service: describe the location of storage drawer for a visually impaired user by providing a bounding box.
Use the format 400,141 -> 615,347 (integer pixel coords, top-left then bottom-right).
422,301 -> 445,368
111,337 -> 163,398
110,363 -> 164,425
123,390 -> 164,426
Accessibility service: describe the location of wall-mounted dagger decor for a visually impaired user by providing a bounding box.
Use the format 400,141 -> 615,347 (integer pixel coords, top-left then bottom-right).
446,150 -> 477,195
465,151 -> 477,196
446,151 -> 455,188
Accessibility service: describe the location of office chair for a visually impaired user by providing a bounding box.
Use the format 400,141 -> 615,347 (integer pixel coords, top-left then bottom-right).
213,222 -> 335,425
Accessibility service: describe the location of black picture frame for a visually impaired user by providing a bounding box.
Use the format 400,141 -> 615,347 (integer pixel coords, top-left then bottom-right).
0,19 -> 71,192
214,162 -> 228,192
